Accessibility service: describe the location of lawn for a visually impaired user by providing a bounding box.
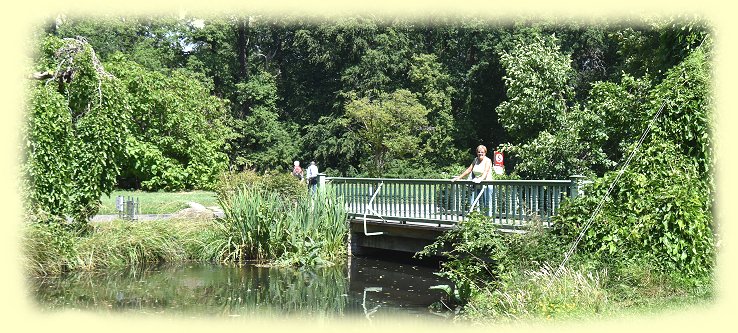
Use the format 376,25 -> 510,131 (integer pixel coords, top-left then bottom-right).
98,190 -> 219,215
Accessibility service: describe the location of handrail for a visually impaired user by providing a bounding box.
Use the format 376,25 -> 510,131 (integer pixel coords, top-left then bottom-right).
325,176 -> 584,228
468,184 -> 486,212
327,177 -> 571,185
362,182 -> 385,236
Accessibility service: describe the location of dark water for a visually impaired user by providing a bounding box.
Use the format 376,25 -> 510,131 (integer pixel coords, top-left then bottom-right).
29,256 -> 453,320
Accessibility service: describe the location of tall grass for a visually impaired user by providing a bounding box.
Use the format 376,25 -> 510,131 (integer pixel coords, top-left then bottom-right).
23,222 -> 80,276
462,263 -> 610,323
211,185 -> 348,266
23,217 -> 216,276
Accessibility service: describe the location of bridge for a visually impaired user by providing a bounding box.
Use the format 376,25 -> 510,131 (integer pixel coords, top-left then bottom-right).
319,175 -> 588,255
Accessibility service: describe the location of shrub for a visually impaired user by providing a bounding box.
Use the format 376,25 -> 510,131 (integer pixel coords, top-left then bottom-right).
215,170 -> 307,203
417,213 -> 508,303
553,139 -> 715,280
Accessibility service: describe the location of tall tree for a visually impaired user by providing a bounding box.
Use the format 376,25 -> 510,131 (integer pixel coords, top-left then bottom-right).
345,89 -> 429,176
25,37 -> 128,223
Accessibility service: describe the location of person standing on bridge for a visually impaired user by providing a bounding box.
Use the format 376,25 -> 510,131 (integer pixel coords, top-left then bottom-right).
306,161 -> 319,194
451,145 -> 492,215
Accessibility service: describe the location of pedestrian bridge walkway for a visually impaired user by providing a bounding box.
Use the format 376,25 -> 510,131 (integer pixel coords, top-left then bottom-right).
322,175 -> 588,254
325,176 -> 586,228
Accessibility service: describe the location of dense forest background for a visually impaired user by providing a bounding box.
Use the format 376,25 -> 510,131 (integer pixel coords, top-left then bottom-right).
24,14 -> 712,221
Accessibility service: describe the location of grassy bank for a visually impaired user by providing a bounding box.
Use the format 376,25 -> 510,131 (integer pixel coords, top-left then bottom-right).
24,187 -> 348,276
23,217 -> 215,276
97,190 -> 218,214
416,213 -> 714,324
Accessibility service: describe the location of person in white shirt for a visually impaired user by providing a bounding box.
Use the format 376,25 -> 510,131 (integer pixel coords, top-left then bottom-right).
306,161 -> 319,194
451,145 -> 492,215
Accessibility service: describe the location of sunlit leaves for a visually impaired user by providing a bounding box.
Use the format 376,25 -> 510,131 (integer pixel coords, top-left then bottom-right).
107,57 -> 231,190
496,34 -> 575,142
345,89 -> 429,176
25,37 -> 128,223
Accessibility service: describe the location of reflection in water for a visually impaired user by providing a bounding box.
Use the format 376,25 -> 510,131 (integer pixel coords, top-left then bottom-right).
30,256 -> 451,320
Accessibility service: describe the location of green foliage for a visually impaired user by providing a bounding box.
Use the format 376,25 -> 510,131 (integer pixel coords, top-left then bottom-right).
229,70 -> 299,171
211,186 -> 347,266
417,213 -> 508,303
501,106 -> 612,179
24,36 -> 128,223
215,170 -> 307,204
649,47 -> 713,181
23,85 -> 74,218
232,107 -> 299,171
408,53 -> 466,166
586,74 -> 652,163
301,115 -> 365,177
494,33 -> 614,179
339,26 -> 412,97
553,139 -> 714,279
345,89 -> 429,176
106,57 -> 232,191
496,34 -> 575,142
612,18 -> 709,81
53,15 -> 191,69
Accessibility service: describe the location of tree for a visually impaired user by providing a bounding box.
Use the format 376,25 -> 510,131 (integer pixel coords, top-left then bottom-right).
586,74 -> 652,164
501,106 -> 611,179
496,33 -> 576,143
24,36 -> 128,223
230,70 -> 299,171
408,53 -> 465,166
106,56 -> 232,190
345,89 -> 429,176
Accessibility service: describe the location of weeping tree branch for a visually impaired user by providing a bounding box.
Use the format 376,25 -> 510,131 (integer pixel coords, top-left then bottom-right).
30,36 -> 113,85
30,37 -> 114,123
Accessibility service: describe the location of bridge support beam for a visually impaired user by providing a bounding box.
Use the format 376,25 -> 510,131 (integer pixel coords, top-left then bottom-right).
348,219 -> 448,256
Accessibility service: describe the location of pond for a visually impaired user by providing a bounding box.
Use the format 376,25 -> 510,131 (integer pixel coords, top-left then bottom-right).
29,255 -> 454,321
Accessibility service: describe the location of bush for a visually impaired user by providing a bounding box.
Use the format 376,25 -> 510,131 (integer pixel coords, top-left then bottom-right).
215,170 -> 307,203
552,139 -> 715,280
417,213 -> 509,304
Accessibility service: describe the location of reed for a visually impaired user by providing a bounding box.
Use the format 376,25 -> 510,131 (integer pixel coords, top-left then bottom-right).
76,219 -> 192,270
22,222 -> 80,276
213,185 -> 348,265
24,185 -> 349,276
23,217 -> 217,276
462,263 -> 610,322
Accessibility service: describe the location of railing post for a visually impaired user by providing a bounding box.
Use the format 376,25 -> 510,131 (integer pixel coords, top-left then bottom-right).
569,175 -> 587,199
317,173 -> 326,191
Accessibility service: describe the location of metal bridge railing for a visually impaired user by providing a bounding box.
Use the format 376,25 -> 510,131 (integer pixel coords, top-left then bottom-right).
323,176 -> 585,228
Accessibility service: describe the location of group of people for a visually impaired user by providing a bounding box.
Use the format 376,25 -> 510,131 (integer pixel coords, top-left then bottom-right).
291,160 -> 319,193
290,144 -> 496,202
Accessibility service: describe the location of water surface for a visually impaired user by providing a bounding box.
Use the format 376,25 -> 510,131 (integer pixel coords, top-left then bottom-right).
30,256 -> 453,321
